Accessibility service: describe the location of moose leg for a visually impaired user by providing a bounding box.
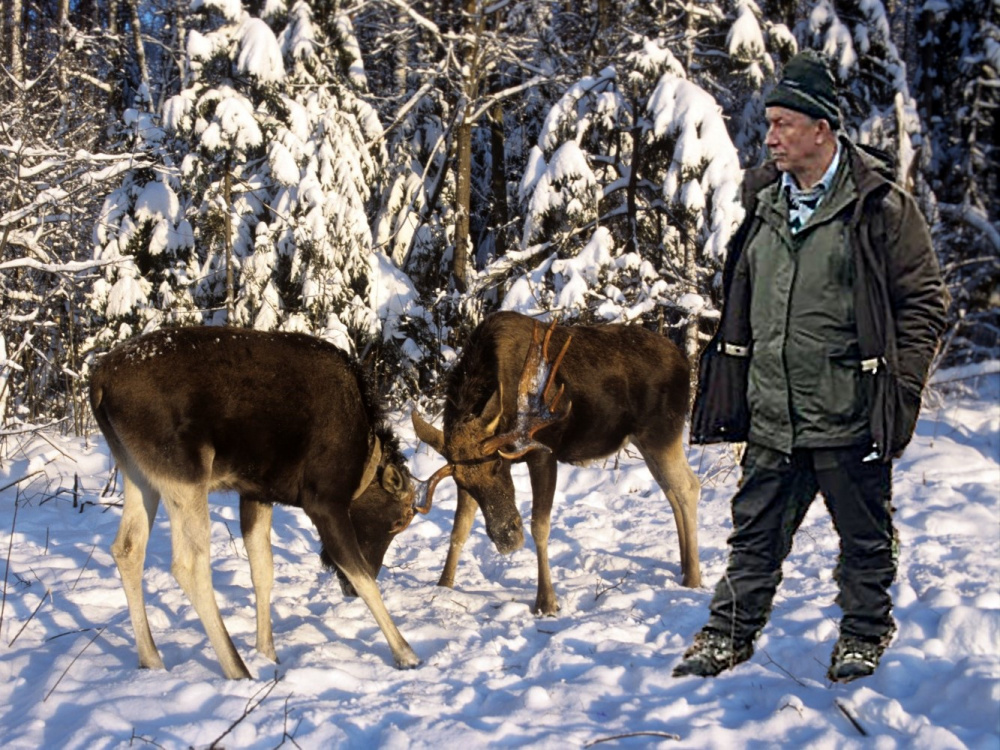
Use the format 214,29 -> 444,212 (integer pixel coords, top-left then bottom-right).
161,483 -> 251,679
438,489 -> 478,588
306,502 -> 420,669
240,497 -> 277,662
111,472 -> 164,671
526,451 -> 560,615
636,436 -> 702,588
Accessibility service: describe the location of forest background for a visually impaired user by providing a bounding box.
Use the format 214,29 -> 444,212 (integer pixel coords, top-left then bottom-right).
0,0 -> 997,434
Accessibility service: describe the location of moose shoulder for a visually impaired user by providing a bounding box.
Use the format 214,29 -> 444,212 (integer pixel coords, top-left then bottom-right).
413,311 -> 701,616
90,327 -> 421,678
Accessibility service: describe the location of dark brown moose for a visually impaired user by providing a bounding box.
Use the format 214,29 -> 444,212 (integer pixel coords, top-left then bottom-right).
412,311 -> 702,615
89,327 -> 421,678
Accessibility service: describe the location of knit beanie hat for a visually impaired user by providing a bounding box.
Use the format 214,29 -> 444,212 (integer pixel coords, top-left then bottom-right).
765,50 -> 841,130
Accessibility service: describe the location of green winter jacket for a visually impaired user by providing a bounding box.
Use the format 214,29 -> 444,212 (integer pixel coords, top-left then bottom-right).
691,137 -> 948,458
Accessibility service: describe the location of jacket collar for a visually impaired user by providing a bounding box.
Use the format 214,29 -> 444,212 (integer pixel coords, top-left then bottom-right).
742,136 -> 892,211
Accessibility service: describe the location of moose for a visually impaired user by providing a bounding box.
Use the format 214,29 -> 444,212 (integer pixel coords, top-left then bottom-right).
412,311 -> 702,615
89,326 -> 422,679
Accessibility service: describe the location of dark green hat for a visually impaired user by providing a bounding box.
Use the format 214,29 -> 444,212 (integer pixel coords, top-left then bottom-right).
765,50 -> 841,130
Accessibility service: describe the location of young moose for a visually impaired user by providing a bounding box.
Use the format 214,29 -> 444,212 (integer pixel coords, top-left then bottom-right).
413,311 -> 701,615
90,327 -> 421,678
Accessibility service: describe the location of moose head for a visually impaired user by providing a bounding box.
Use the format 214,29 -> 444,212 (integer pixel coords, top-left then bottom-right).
413,320 -> 572,554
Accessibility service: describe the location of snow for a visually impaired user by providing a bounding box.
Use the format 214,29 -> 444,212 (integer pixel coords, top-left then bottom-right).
0,366 -> 997,748
191,0 -> 242,23
196,87 -> 263,153
133,181 -> 179,225
728,1 -> 766,61
237,17 -> 285,84
368,251 -> 420,342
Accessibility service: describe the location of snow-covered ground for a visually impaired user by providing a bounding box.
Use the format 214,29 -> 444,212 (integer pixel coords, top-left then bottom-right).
0,365 -> 997,749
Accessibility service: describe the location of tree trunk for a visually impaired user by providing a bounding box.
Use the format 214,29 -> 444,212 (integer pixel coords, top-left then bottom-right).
3,0 -> 24,105
624,95 -> 642,257
454,106 -> 472,293
224,157 -> 234,322
684,234 -> 700,388
452,0 -> 483,293
57,0 -> 69,133
127,0 -> 151,100
488,100 -> 509,258
394,8 -> 408,95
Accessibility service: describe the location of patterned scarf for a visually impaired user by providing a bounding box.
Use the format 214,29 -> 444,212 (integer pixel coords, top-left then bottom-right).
783,143 -> 842,235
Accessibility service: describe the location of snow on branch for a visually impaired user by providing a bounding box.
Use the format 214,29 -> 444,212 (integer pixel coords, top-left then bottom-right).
0,257 -> 122,275
938,203 -> 1000,252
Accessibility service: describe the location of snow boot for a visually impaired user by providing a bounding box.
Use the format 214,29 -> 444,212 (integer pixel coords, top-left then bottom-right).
672,629 -> 753,678
827,632 -> 892,683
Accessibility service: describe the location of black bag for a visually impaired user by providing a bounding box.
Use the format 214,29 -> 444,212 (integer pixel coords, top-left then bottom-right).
865,363 -> 922,460
690,338 -> 751,445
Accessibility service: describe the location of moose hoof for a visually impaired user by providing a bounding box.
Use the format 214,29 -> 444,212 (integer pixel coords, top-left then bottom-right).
681,571 -> 703,588
534,599 -> 560,617
394,649 -> 421,669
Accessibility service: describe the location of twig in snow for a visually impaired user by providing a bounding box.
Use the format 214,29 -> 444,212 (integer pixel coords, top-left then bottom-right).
595,571 -> 630,601
0,482 -> 32,638
209,672 -> 282,749
835,699 -> 868,736
43,624 -> 108,701
0,469 -> 44,495
101,465 -> 119,497
273,693 -> 303,750
71,543 -> 97,590
47,628 -> 94,641
32,429 -> 76,462
128,728 -> 166,748
585,730 -> 681,746
224,520 -> 240,557
760,649 -> 809,687
8,588 -> 50,646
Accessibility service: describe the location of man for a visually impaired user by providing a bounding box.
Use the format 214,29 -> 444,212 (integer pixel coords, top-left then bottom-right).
676,51 -> 948,683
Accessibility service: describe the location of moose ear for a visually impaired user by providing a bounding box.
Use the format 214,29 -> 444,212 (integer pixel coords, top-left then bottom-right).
411,410 -> 446,455
381,464 -> 407,494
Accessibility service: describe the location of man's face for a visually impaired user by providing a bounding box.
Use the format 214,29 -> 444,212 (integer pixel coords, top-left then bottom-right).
765,106 -> 827,182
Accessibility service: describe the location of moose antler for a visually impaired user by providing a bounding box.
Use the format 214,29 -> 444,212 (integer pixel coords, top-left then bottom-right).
481,319 -> 572,459
412,463 -> 453,515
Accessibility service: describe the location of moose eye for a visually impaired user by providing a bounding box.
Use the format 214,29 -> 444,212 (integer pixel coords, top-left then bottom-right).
490,457 -> 504,475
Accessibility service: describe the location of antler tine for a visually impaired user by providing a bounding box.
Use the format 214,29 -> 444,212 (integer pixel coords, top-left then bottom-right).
542,332 -> 572,412
412,463 -> 454,514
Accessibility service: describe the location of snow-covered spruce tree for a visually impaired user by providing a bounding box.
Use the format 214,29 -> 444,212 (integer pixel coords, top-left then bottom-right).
89,0 -> 276,345
88,89 -> 201,351
90,1 -> 403,363
499,39 -> 743,362
799,0 -> 923,184
913,0 -> 1000,363
232,1 -> 392,355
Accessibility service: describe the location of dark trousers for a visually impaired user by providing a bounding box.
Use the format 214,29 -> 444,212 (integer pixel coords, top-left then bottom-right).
706,443 -> 896,645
